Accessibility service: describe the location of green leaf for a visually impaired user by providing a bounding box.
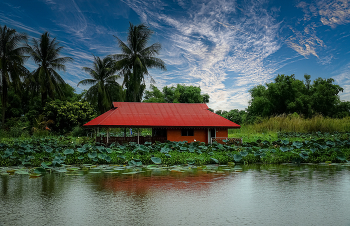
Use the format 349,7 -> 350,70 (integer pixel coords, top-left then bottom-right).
151,157 -> 162,164
234,154 -> 242,162
281,139 -> 289,145
78,156 -> 85,160
77,148 -> 86,153
292,141 -> 303,149
34,167 -> 47,174
88,151 -> 97,159
240,151 -> 248,157
64,149 -> 74,155
280,146 -> 290,152
45,147 -> 53,153
210,158 -> 219,164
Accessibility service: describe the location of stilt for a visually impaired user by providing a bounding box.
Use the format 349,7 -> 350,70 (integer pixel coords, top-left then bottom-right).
107,128 -> 109,144
137,128 -> 140,144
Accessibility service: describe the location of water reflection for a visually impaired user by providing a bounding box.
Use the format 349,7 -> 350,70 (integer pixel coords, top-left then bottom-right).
1,164 -> 350,226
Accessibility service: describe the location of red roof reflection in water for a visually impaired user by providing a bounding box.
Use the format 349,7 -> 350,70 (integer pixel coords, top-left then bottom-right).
102,170 -> 232,195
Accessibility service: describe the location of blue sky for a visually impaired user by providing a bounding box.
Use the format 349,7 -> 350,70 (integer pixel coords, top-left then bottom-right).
1,0 -> 350,111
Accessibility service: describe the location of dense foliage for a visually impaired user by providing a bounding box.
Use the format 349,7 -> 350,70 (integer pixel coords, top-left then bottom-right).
0,132 -> 349,167
113,23 -> 166,102
43,100 -> 96,134
143,84 -> 210,103
78,55 -> 124,114
247,74 -> 349,119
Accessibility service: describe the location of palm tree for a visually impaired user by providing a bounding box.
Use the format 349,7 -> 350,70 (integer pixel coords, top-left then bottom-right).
0,25 -> 28,126
26,32 -> 73,107
78,55 -> 123,114
113,23 -> 166,102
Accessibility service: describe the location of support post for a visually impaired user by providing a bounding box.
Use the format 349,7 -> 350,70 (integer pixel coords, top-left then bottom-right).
107,128 -> 109,144
137,128 -> 140,144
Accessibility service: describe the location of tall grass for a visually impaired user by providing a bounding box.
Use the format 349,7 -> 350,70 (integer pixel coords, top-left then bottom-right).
231,114 -> 350,134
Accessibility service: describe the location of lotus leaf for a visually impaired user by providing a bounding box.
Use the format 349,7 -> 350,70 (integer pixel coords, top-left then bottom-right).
98,153 -> 106,160
240,151 -> 248,157
63,149 -> 74,155
281,139 -> 289,145
280,146 -> 290,152
41,162 -> 51,169
234,154 -> 242,162
34,167 -> 46,174
45,147 -> 53,153
78,156 -> 85,160
151,157 -> 162,164
160,147 -> 170,154
117,154 -> 126,159
211,158 -> 219,164
337,153 -> 346,161
106,148 -> 113,153
96,146 -> 106,152
310,148 -> 318,153
77,148 -> 86,153
88,152 -> 97,159
165,154 -> 172,158
292,141 -> 303,149
128,160 -> 136,166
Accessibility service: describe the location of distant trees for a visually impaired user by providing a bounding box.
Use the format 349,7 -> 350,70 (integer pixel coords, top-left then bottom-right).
246,74 -> 349,120
78,56 -> 123,114
143,84 -> 210,104
113,23 -> 166,102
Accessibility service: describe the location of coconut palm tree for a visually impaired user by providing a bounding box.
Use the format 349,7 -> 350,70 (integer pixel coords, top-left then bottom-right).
26,32 -> 73,107
78,55 -> 123,114
0,25 -> 28,126
113,23 -> 166,102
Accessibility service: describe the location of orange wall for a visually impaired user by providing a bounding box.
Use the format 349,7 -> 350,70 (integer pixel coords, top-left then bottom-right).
167,129 -> 207,143
216,128 -> 228,138
166,128 -> 228,144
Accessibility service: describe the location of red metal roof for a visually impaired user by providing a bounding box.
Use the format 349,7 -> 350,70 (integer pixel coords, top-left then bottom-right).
84,102 -> 241,128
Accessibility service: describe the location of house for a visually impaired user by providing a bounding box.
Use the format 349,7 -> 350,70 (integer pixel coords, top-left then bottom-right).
84,102 -> 241,144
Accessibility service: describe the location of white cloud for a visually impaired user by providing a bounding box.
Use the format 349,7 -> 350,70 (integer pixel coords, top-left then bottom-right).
122,0 -> 283,110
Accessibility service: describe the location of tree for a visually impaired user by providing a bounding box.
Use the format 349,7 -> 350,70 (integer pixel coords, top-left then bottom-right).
78,55 -> 124,114
0,25 -> 28,126
143,84 -> 210,103
247,74 -> 346,120
43,100 -> 96,134
310,78 -> 344,117
113,23 -> 166,102
25,32 -> 73,107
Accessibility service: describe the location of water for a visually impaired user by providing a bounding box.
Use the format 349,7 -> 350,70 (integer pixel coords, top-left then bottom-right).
1,164 -> 350,226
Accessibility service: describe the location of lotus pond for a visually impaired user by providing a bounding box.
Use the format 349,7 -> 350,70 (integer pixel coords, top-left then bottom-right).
1,163 -> 350,225
1,132 -> 350,168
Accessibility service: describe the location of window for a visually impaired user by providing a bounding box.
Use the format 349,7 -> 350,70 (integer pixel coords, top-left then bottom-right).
181,129 -> 194,136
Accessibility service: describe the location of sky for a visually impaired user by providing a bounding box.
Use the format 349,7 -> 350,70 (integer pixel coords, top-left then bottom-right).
1,0 -> 350,111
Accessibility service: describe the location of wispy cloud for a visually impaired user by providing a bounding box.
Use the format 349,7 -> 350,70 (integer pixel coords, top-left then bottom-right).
122,0 -> 283,110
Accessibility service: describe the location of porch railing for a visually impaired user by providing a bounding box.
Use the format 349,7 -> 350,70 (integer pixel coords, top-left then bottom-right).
96,136 -> 167,145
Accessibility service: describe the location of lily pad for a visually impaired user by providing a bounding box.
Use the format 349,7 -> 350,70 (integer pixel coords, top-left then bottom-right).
151,157 -> 162,164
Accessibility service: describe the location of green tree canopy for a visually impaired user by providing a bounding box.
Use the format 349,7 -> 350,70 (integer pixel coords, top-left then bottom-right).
43,100 -> 96,134
25,32 -> 73,107
0,25 -> 28,126
143,84 -> 210,103
78,55 -> 124,114
247,74 -> 348,119
113,23 -> 166,102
